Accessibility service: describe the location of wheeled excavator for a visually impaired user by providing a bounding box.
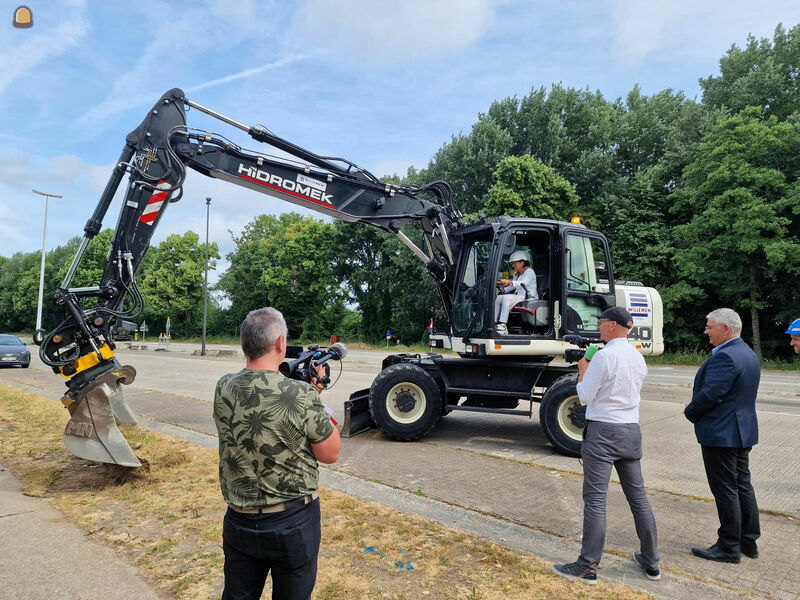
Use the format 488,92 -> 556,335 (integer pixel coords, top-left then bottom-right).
35,88 -> 663,467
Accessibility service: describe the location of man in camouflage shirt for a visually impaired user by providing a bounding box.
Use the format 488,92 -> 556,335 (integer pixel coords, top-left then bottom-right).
214,307 -> 340,600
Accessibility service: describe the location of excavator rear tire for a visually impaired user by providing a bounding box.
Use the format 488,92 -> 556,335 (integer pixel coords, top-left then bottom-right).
369,363 -> 442,441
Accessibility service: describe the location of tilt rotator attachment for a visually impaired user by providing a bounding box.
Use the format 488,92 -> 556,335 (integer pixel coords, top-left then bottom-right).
39,299 -> 142,467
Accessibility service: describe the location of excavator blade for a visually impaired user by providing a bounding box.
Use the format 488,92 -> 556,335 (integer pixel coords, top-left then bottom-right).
341,388 -> 373,437
62,366 -> 141,468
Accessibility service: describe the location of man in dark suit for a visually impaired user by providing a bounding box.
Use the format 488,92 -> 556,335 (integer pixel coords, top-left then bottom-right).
684,308 -> 761,563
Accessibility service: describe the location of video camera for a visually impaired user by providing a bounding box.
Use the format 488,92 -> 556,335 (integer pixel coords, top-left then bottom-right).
279,342 -> 348,388
563,334 -> 603,363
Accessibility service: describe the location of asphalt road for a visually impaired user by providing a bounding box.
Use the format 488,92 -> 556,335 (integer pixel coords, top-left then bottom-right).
4,342 -> 799,514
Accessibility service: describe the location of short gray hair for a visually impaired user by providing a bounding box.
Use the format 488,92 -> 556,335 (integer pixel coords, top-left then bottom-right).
240,307 -> 288,360
707,308 -> 742,335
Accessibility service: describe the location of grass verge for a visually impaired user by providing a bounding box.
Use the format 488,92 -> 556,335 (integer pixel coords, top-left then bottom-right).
0,382 -> 654,600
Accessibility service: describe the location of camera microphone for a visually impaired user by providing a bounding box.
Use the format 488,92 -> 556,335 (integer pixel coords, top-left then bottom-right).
279,343 -> 348,384
312,342 -> 348,366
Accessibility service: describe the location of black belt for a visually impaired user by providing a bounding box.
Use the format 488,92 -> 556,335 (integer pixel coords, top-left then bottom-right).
229,491 -> 319,514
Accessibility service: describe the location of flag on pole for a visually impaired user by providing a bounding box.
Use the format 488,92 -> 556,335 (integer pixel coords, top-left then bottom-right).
427,317 -> 434,334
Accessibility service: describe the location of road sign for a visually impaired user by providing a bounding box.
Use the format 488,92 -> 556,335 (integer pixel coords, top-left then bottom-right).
139,321 -> 149,332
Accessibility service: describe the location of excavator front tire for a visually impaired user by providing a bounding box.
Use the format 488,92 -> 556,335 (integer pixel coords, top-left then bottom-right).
369,363 -> 442,441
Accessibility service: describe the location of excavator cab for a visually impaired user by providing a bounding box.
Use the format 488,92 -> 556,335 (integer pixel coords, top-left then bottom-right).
445,218 -> 618,357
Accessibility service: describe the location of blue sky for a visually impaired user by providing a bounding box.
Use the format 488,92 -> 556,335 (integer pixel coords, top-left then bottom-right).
1,0 -> 798,284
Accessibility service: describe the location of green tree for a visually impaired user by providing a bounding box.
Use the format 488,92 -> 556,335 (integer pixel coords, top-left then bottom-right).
138,231 -> 220,337
54,230 -> 115,290
486,85 -> 619,200
0,252 -> 33,330
701,23 -> 800,121
483,154 -> 578,219
331,222 -> 394,341
671,107 -> 800,355
219,213 -> 344,339
0,241 -> 81,332
420,118 -> 513,213
0,232 -> 118,332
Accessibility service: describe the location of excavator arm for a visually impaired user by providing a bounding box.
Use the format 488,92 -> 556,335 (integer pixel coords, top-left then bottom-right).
37,88 -> 463,467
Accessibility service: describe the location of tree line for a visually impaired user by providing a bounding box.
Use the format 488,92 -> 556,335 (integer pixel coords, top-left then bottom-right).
1,24 -> 798,358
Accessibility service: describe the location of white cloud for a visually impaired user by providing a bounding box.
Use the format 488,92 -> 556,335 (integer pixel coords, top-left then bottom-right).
0,152 -> 118,257
610,0 -> 682,66
0,0 -> 90,94
291,0 -> 495,64
609,0 -> 800,67
74,0 -> 283,130
186,54 -> 314,94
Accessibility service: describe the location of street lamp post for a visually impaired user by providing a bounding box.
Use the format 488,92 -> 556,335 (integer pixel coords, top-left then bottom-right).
201,197 -> 211,356
32,189 -> 63,332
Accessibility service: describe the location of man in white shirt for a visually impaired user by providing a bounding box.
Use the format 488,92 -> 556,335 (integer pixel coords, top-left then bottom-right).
553,306 -> 659,585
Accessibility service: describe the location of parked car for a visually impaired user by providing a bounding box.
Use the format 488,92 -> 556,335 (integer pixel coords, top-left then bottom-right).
0,334 -> 30,368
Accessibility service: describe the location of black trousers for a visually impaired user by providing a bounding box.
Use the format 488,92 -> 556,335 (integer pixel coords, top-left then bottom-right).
701,445 -> 760,553
222,498 -> 321,600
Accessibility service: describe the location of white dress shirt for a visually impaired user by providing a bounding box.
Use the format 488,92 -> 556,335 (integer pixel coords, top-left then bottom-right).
576,337 -> 647,423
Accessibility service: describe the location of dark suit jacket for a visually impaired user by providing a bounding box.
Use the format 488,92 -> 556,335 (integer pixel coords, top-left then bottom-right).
684,337 -> 760,448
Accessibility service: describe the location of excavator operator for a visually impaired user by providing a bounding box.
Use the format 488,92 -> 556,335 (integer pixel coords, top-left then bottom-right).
494,250 -> 537,335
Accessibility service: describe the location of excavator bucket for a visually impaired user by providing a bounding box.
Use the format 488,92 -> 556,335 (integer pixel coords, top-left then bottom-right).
61,365 -> 142,467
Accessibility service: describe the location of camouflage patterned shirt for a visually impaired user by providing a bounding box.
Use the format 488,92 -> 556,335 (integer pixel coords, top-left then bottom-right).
213,368 -> 334,508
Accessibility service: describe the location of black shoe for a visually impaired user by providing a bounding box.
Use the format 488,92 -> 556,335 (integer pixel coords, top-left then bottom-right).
691,544 -> 741,563
552,562 -> 597,585
634,551 -> 661,580
741,545 -> 759,559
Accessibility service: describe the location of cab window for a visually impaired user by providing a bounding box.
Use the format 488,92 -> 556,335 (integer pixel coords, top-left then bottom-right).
565,233 -> 612,333
452,238 -> 493,333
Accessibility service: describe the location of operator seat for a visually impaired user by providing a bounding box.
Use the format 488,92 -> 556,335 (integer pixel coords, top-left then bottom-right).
506,273 -> 550,333
509,298 -> 550,329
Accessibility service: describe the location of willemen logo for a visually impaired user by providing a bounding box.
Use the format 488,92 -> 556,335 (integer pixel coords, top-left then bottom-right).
237,164 -> 334,206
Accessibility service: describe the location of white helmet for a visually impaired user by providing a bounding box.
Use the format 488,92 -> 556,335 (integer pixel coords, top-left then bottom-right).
508,250 -> 529,263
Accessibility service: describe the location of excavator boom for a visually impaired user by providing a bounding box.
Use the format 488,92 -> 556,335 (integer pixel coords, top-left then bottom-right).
38,88 -> 463,467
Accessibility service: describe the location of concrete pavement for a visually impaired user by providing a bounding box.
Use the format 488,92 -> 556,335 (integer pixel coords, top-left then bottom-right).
0,464 -> 162,600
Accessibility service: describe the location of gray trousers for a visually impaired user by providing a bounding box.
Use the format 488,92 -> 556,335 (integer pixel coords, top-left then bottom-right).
578,421 -> 659,570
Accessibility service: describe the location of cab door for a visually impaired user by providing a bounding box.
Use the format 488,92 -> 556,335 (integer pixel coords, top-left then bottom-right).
560,229 -> 615,335
451,228 -> 496,338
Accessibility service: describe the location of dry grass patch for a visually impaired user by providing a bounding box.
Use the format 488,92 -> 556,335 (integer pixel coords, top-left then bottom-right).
0,382 -> 654,599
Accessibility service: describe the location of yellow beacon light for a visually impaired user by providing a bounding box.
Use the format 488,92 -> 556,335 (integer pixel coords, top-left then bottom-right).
571,216 -> 581,224
13,6 -> 33,28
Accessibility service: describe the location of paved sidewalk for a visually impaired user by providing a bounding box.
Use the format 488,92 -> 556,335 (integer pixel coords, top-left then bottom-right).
0,464 -> 162,600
